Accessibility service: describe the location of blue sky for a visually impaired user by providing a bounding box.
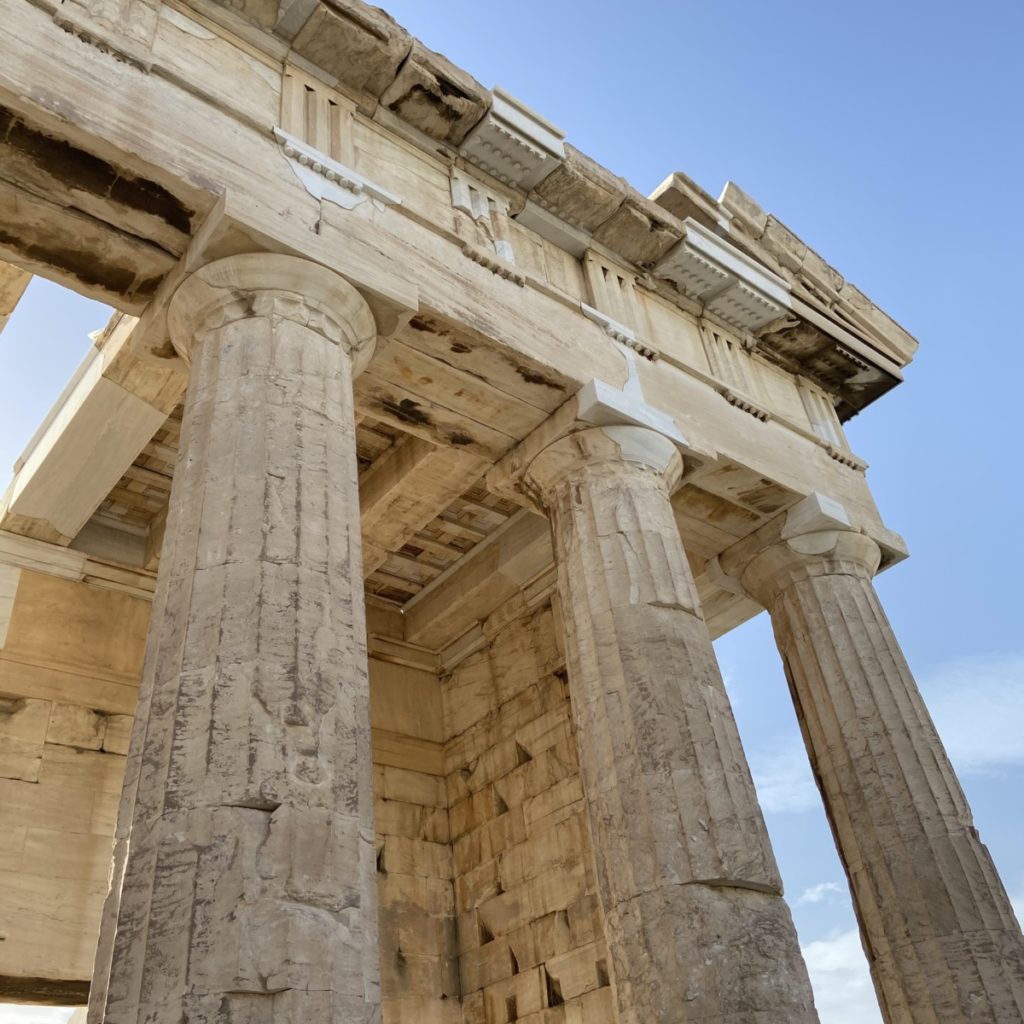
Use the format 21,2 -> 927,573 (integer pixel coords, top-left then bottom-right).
2,2 -> 1022,1022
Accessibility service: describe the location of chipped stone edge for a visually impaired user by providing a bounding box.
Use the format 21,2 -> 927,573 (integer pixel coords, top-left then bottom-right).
273,125 -> 401,210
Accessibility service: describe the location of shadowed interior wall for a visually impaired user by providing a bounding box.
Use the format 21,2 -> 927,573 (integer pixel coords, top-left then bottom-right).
0,569 -> 146,1003
443,595 -> 617,1024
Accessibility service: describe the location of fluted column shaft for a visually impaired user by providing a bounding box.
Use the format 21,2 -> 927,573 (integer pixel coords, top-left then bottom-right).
91,254 -> 381,1023
743,529 -> 1024,1024
524,425 -> 818,1024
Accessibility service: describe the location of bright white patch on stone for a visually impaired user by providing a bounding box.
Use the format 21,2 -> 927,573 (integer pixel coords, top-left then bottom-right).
802,929 -> 882,1024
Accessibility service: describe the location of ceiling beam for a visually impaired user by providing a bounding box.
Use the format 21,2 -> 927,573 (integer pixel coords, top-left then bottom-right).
402,509 -> 552,649
0,315 -> 184,545
360,434 -> 487,577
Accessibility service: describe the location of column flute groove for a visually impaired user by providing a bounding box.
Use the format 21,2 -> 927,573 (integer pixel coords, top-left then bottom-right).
89,253 -> 382,1024
518,424 -> 819,1024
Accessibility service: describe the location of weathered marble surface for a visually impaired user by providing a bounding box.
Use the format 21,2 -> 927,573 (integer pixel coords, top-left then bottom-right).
742,527 -> 1024,1024
92,254 -> 382,1023
524,425 -> 819,1024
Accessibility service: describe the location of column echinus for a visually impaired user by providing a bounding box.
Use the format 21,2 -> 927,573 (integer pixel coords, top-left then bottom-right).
727,495 -> 1024,1024
516,424 -> 819,1024
91,254 -> 381,1024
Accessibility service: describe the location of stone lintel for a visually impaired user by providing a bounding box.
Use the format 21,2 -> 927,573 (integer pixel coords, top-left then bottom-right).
0,313 -> 181,547
0,528 -> 155,600
126,190 -> 420,367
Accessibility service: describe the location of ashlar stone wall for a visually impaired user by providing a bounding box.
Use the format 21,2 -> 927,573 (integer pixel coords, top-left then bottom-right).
0,569 -> 147,1000
443,596 -> 617,1024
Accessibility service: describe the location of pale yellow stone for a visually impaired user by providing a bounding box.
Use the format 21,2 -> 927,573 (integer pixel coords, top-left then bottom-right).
0,695 -> 50,782
46,702 -> 105,750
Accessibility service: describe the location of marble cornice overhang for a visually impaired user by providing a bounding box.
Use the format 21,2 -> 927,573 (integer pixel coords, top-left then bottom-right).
189,0 -> 917,417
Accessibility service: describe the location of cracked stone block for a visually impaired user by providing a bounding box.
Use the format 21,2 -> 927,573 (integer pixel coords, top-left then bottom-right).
381,42 -> 489,146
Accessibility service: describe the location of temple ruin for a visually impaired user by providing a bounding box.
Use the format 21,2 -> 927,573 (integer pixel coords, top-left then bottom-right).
0,0 -> 1022,1020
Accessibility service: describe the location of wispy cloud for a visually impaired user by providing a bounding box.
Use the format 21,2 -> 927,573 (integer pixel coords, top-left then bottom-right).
924,653 -> 1024,774
802,929 -> 882,1024
799,881 -> 846,905
745,651 -> 1024,816
747,741 -> 819,814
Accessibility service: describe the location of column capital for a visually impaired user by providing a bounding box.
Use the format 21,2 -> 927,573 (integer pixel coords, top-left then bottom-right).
488,350 -> 714,509
712,492 -> 887,607
740,528 -> 882,606
519,424 -> 683,508
167,252 -> 377,371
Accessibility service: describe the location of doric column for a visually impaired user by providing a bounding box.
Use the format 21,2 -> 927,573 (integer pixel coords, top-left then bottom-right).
93,254 -> 381,1023
520,424 -> 818,1024
736,507 -> 1024,1024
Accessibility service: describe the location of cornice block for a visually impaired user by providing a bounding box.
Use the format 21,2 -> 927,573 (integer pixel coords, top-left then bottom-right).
461,87 -> 565,191
656,218 -> 791,332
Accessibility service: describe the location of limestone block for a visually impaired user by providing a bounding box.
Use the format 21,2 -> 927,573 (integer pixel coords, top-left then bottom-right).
374,798 -> 447,843
460,935 -> 517,992
21,827 -> 113,882
101,713 -> 132,754
0,570 -> 148,685
462,735 -> 528,794
0,261 -> 30,336
382,990 -> 462,1024
505,907 -> 575,974
46,702 -> 105,750
530,145 -> 624,232
0,695 -> 50,781
460,87 -> 565,192
0,564 -> 20,647
478,863 -> 589,939
565,893 -> 603,949
381,836 -> 453,880
453,807 -> 528,876
498,818 -> 584,893
522,776 -> 583,830
290,0 -> 412,99
592,195 -> 682,267
563,986 -> 617,1024
380,42 -> 489,146
0,869 -> 107,983
456,858 -> 502,914
718,180 -> 768,237
544,941 -> 608,1002
442,650 -> 496,740
0,823 -> 27,873
462,990 -> 486,1024
378,764 -> 447,807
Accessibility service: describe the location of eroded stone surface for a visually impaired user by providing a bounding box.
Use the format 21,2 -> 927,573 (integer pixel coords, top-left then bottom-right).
524,425 -> 819,1024
743,529 -> 1024,1024
92,254 -> 382,1023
